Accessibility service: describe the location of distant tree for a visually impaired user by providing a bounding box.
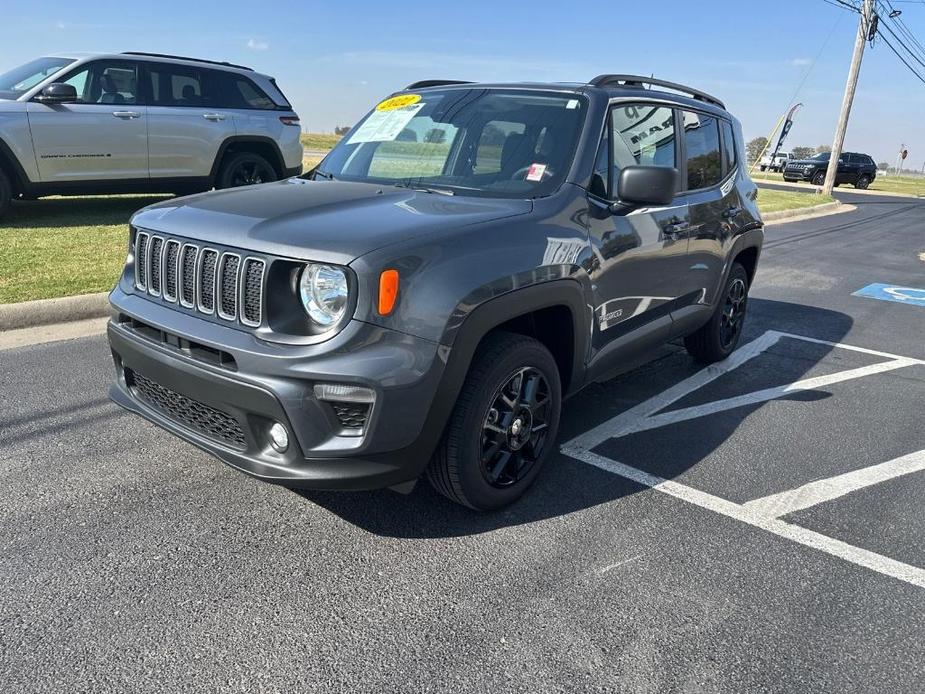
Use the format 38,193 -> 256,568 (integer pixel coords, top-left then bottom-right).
815,144 -> 832,154
334,125 -> 351,136
791,146 -> 815,160
877,161 -> 890,171
424,128 -> 447,144
746,137 -> 769,164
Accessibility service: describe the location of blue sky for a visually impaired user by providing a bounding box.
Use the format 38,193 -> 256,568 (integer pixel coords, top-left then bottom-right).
3,0 -> 924,165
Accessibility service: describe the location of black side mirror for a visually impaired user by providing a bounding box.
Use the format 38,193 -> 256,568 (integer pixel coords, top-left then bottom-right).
615,166 -> 679,207
35,83 -> 78,104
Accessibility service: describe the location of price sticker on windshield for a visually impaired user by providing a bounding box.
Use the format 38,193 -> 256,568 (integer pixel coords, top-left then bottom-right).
348,102 -> 425,144
526,163 -> 547,182
376,94 -> 422,112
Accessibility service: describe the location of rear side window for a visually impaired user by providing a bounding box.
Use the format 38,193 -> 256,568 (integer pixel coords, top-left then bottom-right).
720,120 -> 737,172
682,111 -> 722,189
221,76 -> 277,110
145,64 -> 220,107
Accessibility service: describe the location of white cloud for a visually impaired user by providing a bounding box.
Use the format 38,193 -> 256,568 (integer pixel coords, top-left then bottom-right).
55,20 -> 66,29
246,38 -> 269,52
789,58 -> 812,68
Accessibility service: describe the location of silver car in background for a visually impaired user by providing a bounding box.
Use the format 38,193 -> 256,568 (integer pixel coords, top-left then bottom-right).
0,52 -> 304,216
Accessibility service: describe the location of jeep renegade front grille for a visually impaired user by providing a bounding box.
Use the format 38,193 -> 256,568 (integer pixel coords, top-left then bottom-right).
126,368 -> 247,449
133,232 -> 265,328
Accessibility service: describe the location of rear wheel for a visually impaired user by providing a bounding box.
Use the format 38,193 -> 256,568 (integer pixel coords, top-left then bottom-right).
0,168 -> 11,218
684,263 -> 750,364
811,171 -> 826,186
427,332 -> 562,511
856,175 -> 871,189
216,152 -> 278,189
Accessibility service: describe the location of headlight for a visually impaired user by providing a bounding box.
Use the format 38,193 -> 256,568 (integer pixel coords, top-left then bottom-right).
298,264 -> 349,327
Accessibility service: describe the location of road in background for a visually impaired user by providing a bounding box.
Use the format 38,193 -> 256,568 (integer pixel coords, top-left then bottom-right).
2,194 -> 923,692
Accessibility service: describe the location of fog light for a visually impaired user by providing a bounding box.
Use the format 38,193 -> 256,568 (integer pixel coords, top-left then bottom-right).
268,422 -> 289,452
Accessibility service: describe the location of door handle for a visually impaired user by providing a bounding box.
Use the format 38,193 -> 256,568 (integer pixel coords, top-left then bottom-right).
112,111 -> 141,119
203,113 -> 226,121
723,206 -> 742,219
663,222 -> 690,240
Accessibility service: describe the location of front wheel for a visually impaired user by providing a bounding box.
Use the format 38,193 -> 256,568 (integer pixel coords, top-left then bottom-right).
812,171 -> 826,186
684,263 -> 750,364
427,332 -> 562,511
855,175 -> 871,189
216,152 -> 278,189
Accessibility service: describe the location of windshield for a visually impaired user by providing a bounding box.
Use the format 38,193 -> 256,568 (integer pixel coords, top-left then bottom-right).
313,89 -> 587,198
0,57 -> 75,99
812,152 -> 831,161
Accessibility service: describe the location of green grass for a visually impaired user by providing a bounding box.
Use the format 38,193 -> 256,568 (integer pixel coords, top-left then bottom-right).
300,133 -> 342,150
0,196 -> 167,304
750,169 -> 925,197
757,189 -> 834,214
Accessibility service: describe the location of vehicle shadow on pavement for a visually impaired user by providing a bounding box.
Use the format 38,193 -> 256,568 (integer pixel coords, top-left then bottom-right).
298,299 -> 853,538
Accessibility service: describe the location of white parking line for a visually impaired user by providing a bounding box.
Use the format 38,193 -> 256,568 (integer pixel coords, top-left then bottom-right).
743,449 -> 925,518
561,330 -> 925,590
568,449 -> 925,590
627,358 -> 919,436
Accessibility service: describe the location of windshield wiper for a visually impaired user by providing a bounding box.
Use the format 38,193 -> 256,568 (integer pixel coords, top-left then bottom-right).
313,169 -> 336,181
393,182 -> 455,196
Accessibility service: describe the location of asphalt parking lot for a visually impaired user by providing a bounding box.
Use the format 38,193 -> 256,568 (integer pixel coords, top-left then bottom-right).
2,189 -> 924,693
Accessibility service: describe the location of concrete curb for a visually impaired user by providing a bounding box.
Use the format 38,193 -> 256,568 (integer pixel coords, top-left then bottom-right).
755,178 -> 922,199
0,292 -> 110,331
762,201 -> 843,223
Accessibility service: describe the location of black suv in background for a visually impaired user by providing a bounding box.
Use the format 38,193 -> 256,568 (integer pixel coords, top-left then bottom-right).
107,75 -> 763,510
783,151 -> 877,188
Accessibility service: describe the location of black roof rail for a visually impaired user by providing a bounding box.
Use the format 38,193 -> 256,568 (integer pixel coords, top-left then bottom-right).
122,52 -> 253,71
589,74 -> 725,110
405,79 -> 473,90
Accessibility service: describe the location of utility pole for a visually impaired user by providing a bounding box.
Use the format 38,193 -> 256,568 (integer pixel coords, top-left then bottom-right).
822,0 -> 874,196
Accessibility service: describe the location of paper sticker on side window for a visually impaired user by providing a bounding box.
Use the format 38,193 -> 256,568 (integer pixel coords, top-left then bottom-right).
348,104 -> 424,144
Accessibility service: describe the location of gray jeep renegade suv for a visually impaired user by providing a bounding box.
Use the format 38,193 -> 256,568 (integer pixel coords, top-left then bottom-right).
107,75 -> 763,510
0,52 -> 303,217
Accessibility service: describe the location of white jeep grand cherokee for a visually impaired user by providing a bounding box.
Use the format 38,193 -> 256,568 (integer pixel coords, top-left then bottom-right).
0,52 -> 304,217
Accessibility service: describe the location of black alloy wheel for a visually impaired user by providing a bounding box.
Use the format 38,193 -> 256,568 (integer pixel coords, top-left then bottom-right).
427,332 -> 562,511
719,276 -> 748,351
480,367 -> 552,489
217,152 -> 278,190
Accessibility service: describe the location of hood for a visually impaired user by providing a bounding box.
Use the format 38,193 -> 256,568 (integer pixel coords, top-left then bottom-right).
131,178 -> 533,265
788,158 -> 825,166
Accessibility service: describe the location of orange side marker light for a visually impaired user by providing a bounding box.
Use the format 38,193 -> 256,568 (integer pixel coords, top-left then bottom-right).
378,269 -> 399,316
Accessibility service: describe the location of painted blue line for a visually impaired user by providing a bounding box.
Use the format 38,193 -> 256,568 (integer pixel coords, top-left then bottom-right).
853,283 -> 925,308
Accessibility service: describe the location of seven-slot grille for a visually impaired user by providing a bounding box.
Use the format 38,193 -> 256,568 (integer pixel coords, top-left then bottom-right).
133,231 -> 266,328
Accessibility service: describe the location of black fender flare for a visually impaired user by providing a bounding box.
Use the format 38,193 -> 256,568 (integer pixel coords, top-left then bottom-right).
0,137 -> 32,193
720,228 -> 764,298
389,279 -> 592,476
209,135 -> 287,182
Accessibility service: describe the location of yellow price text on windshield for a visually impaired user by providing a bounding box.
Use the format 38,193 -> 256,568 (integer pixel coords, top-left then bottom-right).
376,94 -> 422,112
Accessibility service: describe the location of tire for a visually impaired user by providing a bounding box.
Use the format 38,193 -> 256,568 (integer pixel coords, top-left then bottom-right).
0,168 -> 11,219
216,152 -> 278,190
684,263 -> 750,364
811,171 -> 826,186
427,332 -> 562,511
855,175 -> 871,190
759,166 -> 767,172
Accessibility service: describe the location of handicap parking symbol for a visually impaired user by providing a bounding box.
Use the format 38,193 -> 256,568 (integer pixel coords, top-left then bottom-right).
853,283 -> 925,308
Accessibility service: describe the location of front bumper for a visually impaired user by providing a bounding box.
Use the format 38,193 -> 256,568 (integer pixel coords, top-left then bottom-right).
107,288 -> 447,490
782,168 -> 814,181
